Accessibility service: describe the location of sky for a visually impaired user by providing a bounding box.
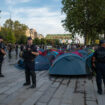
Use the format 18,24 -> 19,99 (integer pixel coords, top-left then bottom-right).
0,0 -> 68,36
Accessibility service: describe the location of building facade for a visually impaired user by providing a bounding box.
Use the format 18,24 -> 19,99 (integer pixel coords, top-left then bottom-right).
25,28 -> 44,40
46,34 -> 72,43
46,34 -> 72,40
25,28 -> 37,39
37,34 -> 44,39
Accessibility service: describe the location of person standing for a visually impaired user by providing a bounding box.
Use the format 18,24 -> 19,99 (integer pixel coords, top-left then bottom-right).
22,37 -> 39,88
92,40 -> 105,95
15,43 -> 18,56
8,43 -> 12,59
0,37 -> 6,77
20,44 -> 24,52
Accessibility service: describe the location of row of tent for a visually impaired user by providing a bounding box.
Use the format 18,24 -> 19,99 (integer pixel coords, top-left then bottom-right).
16,48 -> 94,75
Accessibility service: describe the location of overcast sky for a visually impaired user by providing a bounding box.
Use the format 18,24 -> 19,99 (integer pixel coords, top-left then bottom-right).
0,0 -> 69,36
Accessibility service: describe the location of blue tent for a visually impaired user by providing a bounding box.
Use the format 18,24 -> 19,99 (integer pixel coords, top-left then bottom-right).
85,53 -> 94,71
35,55 -> 51,70
49,53 -> 91,75
16,55 -> 51,71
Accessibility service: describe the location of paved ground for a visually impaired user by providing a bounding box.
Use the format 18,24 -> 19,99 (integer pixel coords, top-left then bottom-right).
0,51 -> 105,105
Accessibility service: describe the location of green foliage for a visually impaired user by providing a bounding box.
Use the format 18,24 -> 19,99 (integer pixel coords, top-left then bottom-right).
33,38 -> 41,45
33,38 -> 60,46
0,19 -> 28,44
13,20 -> 28,42
40,38 -> 47,45
62,0 -> 105,45
54,39 -> 60,45
46,39 -> 52,45
6,30 -> 16,44
18,35 -> 27,44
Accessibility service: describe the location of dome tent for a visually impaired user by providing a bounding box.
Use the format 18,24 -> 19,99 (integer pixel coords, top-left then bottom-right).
35,55 -> 51,70
49,53 -> 91,75
85,53 -> 94,71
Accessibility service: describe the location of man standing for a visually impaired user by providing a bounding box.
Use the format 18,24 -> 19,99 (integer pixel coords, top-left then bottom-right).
22,37 -> 39,88
92,40 -> 105,95
20,44 -> 24,52
8,43 -> 12,59
15,43 -> 18,56
0,36 -> 6,77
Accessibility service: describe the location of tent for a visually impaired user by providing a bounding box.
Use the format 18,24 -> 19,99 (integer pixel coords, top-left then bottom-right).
78,50 -> 89,58
16,55 -> 51,71
72,51 -> 83,57
16,49 -> 60,71
49,53 -> 91,75
35,55 -> 51,70
85,53 -> 94,71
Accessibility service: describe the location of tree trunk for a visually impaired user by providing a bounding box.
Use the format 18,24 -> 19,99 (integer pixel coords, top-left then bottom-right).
84,32 -> 88,45
104,31 -> 105,39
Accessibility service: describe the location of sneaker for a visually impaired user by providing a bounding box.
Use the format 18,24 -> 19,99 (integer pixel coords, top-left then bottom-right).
23,83 -> 30,86
0,74 -> 5,77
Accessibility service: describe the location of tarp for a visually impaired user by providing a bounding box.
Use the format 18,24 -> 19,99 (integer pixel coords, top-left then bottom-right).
49,53 -> 91,75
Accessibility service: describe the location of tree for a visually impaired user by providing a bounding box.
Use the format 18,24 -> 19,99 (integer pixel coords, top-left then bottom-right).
46,39 -> 52,45
40,38 -> 47,45
54,39 -> 60,45
13,21 -> 28,42
6,30 -> 16,44
3,19 -> 13,30
18,35 -> 27,44
62,0 -> 105,45
0,27 -> 9,40
0,19 -> 28,43
33,38 -> 41,45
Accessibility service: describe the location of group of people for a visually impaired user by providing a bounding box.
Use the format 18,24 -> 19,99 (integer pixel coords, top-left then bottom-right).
7,43 -> 22,58
0,37 -> 39,88
0,36 -> 105,92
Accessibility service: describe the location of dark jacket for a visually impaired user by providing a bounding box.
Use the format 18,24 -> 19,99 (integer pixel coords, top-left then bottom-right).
23,44 -> 37,62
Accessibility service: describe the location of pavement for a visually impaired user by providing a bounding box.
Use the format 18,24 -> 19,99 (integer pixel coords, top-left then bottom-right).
0,51 -> 105,105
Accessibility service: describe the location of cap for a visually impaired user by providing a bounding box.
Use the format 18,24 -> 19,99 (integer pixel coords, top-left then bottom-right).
27,37 -> 32,40
100,40 -> 105,44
